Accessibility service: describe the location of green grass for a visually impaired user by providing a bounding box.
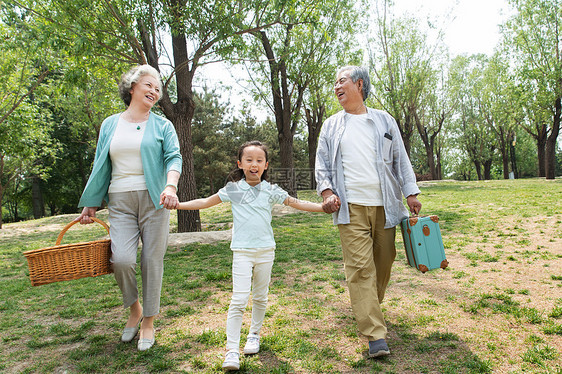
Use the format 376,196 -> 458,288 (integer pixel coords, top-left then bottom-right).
0,179 -> 561,373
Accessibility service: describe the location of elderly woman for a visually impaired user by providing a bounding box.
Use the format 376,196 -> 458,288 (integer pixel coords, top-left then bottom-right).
76,64 -> 182,351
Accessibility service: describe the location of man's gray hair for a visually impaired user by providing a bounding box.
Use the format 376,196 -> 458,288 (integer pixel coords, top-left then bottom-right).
118,64 -> 162,107
337,66 -> 371,101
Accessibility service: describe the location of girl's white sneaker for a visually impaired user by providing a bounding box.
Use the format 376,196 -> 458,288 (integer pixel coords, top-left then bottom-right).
243,333 -> 260,355
222,351 -> 240,370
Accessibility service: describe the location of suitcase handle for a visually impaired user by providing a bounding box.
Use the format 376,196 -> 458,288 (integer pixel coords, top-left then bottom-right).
408,215 -> 439,225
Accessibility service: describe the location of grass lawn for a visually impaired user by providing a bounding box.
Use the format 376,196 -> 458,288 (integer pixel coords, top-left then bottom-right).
0,179 -> 561,373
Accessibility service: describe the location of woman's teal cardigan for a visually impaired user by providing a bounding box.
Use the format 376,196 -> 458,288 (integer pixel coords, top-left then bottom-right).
78,112 -> 182,210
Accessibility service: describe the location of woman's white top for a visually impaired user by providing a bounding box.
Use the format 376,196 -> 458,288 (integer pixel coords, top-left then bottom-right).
108,117 -> 148,193
340,113 -> 383,206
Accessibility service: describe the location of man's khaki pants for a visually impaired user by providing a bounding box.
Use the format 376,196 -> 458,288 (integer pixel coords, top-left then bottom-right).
338,204 -> 396,341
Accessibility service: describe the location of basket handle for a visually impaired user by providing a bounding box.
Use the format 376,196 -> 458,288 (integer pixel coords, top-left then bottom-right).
56,217 -> 110,246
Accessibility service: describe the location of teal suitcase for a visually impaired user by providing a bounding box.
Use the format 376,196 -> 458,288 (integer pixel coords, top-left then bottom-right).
400,215 -> 448,273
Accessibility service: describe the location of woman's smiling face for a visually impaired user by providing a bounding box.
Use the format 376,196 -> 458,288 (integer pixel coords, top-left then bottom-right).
129,74 -> 161,109
237,145 -> 269,186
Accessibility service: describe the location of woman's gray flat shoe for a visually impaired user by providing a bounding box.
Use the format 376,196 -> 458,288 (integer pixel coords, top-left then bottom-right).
137,328 -> 155,351
121,326 -> 139,343
121,317 -> 143,343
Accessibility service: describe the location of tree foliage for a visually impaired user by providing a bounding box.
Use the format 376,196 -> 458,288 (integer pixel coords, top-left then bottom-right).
503,0 -> 562,179
14,0 -> 316,231
3,0 -> 562,225
448,55 -> 499,180
368,4 -> 435,155
238,0 -> 358,195
0,4 -> 58,227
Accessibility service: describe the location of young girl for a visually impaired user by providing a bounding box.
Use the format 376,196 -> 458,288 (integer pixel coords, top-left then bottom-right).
175,141 -> 334,370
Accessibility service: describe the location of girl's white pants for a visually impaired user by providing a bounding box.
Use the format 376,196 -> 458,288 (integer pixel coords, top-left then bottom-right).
226,248 -> 275,352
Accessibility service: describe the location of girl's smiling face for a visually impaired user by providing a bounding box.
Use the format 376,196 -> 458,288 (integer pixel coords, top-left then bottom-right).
237,145 -> 268,186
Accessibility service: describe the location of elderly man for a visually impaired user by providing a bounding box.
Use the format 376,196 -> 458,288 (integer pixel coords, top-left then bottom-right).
315,66 -> 421,357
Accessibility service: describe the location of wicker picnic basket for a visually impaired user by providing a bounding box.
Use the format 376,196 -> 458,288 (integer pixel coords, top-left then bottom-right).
23,217 -> 113,286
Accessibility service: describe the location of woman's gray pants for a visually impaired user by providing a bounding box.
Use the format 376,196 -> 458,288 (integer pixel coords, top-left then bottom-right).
108,190 -> 169,317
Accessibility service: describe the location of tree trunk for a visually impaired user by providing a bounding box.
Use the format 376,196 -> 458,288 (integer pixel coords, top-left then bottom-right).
500,147 -> 509,180
416,126 -> 436,179
31,176 -> 45,219
0,154 -> 4,229
484,115 -> 509,179
305,104 -> 324,190
483,160 -> 493,180
435,141 -> 443,180
474,160 -> 483,180
498,128 -> 510,180
278,129 -> 295,195
426,147 -> 436,179
522,121 -> 548,177
143,18 -> 201,232
258,28 -> 302,197
509,135 -> 518,179
307,134 -> 318,190
414,111 -> 442,180
436,155 -> 442,180
140,6 -> 202,232
398,116 -> 415,157
537,136 -> 547,177
173,103 -> 201,232
545,96 -> 561,179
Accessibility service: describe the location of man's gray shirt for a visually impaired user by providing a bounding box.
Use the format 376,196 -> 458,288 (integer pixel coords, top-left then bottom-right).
315,108 -> 420,228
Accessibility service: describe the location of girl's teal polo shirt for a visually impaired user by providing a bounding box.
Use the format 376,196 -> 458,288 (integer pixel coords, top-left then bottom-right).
218,179 -> 288,250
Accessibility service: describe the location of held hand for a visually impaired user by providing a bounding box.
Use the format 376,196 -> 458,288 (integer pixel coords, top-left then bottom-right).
322,194 -> 341,214
407,195 -> 422,215
75,207 -> 97,224
160,186 -> 179,209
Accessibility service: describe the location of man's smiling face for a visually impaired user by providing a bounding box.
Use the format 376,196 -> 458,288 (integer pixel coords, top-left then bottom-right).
334,70 -> 364,111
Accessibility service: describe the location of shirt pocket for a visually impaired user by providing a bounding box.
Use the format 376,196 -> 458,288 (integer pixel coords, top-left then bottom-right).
382,138 -> 393,163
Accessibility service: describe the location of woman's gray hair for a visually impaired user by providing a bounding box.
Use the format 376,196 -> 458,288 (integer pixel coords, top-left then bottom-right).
118,64 -> 162,107
337,66 -> 371,101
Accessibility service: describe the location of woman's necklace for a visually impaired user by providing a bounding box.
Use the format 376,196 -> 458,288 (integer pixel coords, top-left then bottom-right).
123,110 -> 149,130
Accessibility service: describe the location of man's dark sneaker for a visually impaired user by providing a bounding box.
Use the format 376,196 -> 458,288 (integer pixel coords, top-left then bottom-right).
368,339 -> 390,358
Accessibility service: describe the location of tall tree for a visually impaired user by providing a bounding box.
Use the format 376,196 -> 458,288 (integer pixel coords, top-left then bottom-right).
17,0 -> 298,231
302,45 -> 361,189
241,0 -> 357,195
504,0 -> 562,179
478,53 -> 519,179
517,88 -> 550,176
191,88 -> 234,196
0,19 -> 50,127
367,2 -> 439,156
414,60 -> 453,180
39,67 -> 123,216
0,6 -> 57,227
449,55 -> 498,180
0,101 -> 56,226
